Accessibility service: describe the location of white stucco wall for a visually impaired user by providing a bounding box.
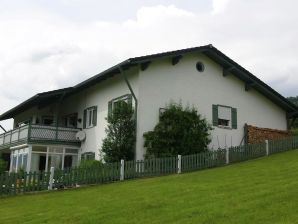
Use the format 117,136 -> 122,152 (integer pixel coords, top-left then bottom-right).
59,67 -> 139,159
136,53 -> 287,159
12,52 -> 288,161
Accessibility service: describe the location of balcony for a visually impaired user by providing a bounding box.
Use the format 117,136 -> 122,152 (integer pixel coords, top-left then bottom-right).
0,124 -> 81,150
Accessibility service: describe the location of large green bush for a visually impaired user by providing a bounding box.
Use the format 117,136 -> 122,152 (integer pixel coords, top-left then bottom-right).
144,103 -> 212,158
0,154 -> 7,174
102,100 -> 136,162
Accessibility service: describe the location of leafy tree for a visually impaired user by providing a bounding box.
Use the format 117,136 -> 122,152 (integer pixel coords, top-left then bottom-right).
144,103 -> 212,158
0,154 -> 7,174
102,101 -> 135,162
287,96 -> 298,129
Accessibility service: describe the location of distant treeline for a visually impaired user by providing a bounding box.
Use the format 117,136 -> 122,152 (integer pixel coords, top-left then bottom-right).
287,96 -> 298,129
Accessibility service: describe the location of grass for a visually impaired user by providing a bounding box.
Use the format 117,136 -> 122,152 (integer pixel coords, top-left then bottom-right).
1,150 -> 298,224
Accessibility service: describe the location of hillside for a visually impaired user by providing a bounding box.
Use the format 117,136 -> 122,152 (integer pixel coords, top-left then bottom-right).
1,150 -> 298,224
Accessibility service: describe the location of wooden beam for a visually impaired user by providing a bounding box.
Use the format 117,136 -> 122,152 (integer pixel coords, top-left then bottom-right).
222,67 -> 234,77
171,55 -> 183,65
140,61 -> 151,71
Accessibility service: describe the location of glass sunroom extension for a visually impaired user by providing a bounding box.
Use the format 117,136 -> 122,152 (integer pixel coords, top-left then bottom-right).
10,145 -> 80,173
0,123 -> 82,173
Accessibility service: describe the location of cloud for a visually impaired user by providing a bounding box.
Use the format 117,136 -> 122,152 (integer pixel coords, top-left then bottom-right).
212,0 -> 231,14
1,1 -> 298,131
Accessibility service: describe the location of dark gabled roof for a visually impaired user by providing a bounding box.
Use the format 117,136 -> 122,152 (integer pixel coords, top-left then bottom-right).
1,44 -> 297,120
0,87 -> 73,120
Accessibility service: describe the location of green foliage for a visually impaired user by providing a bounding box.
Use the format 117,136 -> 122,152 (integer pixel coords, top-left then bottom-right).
2,150 -> 298,224
287,96 -> 298,129
0,154 -> 7,174
144,103 -> 212,158
291,129 -> 298,136
288,96 -> 298,106
102,100 -> 136,162
78,160 -> 103,169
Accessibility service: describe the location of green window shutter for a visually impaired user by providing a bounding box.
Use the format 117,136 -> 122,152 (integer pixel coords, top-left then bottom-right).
212,105 -> 218,126
93,106 -> 97,126
108,101 -> 112,118
232,108 -> 237,129
83,109 -> 87,129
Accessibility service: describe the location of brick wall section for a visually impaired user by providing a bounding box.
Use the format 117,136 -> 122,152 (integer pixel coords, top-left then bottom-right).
246,124 -> 290,144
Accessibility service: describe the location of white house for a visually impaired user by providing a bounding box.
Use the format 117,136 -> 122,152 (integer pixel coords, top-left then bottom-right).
0,44 -> 297,173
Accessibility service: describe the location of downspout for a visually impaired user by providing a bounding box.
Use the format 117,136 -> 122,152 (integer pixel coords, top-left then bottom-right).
118,65 -> 138,159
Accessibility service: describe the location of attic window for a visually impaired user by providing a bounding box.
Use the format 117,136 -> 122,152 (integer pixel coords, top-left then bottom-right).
196,62 -> 205,72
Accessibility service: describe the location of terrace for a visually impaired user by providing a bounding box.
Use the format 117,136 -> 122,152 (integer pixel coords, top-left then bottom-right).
0,124 -> 81,150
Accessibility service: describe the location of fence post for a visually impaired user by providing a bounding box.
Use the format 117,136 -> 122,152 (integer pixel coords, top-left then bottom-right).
48,167 -> 55,190
226,148 -> 229,164
177,155 -> 182,174
265,140 -> 269,156
120,159 -> 124,181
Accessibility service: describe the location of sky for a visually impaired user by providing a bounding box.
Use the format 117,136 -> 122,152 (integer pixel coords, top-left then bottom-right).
0,0 -> 298,131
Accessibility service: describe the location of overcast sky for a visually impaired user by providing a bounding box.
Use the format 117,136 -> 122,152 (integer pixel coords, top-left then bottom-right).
1,0 -> 298,130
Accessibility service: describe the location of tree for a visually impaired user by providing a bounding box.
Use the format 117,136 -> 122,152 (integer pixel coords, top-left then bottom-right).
102,100 -> 136,162
287,96 -> 298,129
0,154 -> 7,174
144,103 -> 212,158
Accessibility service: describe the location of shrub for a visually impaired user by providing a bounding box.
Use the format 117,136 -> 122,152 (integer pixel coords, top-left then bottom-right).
102,100 -> 135,162
291,129 -> 298,136
0,154 -> 7,174
144,103 -> 212,158
78,160 -> 103,169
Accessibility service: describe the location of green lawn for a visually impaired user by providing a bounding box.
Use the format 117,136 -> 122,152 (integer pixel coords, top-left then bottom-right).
1,150 -> 298,224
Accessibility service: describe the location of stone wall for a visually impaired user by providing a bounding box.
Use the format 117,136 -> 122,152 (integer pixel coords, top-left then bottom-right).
246,124 -> 290,144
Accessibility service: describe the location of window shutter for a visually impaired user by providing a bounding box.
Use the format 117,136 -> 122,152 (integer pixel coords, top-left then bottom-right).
232,108 -> 237,129
212,105 -> 218,126
83,109 -> 87,129
108,101 -> 112,118
93,106 -> 97,126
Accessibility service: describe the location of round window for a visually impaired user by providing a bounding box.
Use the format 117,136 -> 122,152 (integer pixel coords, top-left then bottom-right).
196,62 -> 205,72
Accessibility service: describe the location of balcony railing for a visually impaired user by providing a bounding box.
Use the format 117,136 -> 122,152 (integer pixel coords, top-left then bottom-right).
0,124 -> 81,149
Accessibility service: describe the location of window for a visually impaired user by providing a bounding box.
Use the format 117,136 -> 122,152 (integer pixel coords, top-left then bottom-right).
108,94 -> 132,118
42,116 -> 54,126
212,105 -> 237,129
17,119 -> 30,128
81,152 -> 95,161
196,62 -> 205,72
83,106 -> 97,129
63,113 -> 78,128
159,108 -> 166,118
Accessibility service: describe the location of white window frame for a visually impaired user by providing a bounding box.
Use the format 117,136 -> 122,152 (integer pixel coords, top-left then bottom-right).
217,105 -> 232,129
86,107 -> 96,128
111,95 -> 131,112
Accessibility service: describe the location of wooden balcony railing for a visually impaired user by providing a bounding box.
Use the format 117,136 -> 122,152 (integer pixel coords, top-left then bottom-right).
0,124 -> 81,149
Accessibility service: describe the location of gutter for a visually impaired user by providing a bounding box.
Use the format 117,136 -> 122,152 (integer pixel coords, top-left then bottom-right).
118,63 -> 138,159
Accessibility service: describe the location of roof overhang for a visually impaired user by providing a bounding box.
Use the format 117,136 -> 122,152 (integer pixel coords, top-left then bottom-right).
1,45 -> 297,120
0,87 -> 73,120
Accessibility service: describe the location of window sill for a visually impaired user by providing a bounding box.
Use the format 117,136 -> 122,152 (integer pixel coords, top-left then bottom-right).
216,125 -> 233,130
84,125 -> 96,130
